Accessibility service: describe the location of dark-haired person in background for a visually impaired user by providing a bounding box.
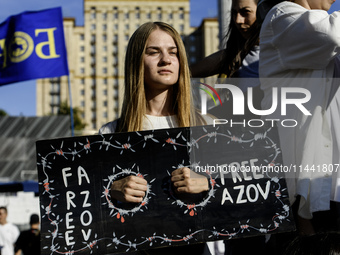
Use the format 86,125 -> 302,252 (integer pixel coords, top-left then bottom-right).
190,0 -> 263,121
15,214 -> 40,255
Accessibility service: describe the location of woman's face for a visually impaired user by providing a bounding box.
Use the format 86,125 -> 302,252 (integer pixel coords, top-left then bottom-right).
232,0 -> 257,39
143,29 -> 179,92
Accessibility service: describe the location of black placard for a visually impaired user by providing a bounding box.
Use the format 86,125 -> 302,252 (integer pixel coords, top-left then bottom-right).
36,124 -> 295,254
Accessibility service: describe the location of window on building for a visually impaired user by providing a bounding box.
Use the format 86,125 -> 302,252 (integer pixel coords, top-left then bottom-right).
103,24 -> 107,31
91,12 -> 96,19
179,8 -> 184,19
103,112 -> 108,118
102,13 -> 107,20
91,24 -> 96,30
91,34 -> 96,42
125,12 -> 129,19
113,89 -> 118,98
180,24 -> 184,32
80,46 -> 85,52
103,56 -> 107,63
113,34 -> 118,42
125,24 -> 129,30
103,46 -> 107,52
50,83 -> 60,93
114,24 -> 118,30
103,67 -> 107,74
103,90 -> 108,96
81,78 -> 85,85
81,101 -> 85,107
80,34 -> 84,40
81,89 -> 85,95
157,7 -> 162,20
169,13 -> 173,19
92,79 -> 96,86
102,34 -> 107,42
103,78 -> 107,85
80,68 -> 85,74
80,57 -> 85,63
114,67 -> 118,76
103,100 -> 108,106
125,35 -> 129,41
51,95 -> 60,105
147,13 -> 151,19
91,45 -> 96,54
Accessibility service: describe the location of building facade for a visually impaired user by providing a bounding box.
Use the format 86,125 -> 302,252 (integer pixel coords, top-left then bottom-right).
36,0 -> 218,134
187,17 -> 219,65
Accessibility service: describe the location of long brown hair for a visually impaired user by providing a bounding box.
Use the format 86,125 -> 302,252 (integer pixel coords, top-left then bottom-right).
220,0 -> 260,78
117,22 -> 199,132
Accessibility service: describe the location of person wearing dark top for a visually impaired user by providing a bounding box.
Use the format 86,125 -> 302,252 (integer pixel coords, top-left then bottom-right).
15,214 -> 40,255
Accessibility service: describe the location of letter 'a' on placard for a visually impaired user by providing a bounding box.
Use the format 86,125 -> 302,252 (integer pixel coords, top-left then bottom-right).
36,124 -> 295,254
0,7 -> 69,86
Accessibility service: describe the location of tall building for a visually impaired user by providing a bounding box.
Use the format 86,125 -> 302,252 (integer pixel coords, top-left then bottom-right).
186,17 -> 219,65
36,0 -> 219,134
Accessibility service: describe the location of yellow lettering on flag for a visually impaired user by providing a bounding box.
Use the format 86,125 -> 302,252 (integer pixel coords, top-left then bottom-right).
0,39 -> 7,68
35,27 -> 60,59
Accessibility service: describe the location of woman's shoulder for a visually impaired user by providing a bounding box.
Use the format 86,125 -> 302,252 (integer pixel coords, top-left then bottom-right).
98,119 -> 119,134
265,1 -> 306,23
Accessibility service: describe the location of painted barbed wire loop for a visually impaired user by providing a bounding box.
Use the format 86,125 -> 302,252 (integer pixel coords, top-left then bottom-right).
103,164 -> 155,223
166,164 -> 217,217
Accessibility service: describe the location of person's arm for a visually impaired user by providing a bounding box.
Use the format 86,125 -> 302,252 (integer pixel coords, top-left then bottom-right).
190,50 -> 225,78
269,3 -> 340,69
15,249 -> 22,255
171,167 -> 209,194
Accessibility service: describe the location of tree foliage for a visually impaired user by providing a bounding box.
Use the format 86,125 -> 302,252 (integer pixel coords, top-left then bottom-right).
57,101 -> 86,130
0,109 -> 8,116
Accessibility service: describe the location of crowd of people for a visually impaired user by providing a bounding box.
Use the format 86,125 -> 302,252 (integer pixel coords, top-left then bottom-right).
0,207 -> 40,255
99,0 -> 340,254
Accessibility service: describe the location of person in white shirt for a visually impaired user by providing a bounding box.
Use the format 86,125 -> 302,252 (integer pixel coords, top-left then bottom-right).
99,22 -> 212,255
259,0 -> 340,235
0,207 -> 19,255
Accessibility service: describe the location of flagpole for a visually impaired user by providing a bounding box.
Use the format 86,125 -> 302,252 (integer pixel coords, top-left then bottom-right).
67,75 -> 75,136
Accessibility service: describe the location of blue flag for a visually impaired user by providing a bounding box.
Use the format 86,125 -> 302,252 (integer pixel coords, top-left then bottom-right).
0,7 -> 69,86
